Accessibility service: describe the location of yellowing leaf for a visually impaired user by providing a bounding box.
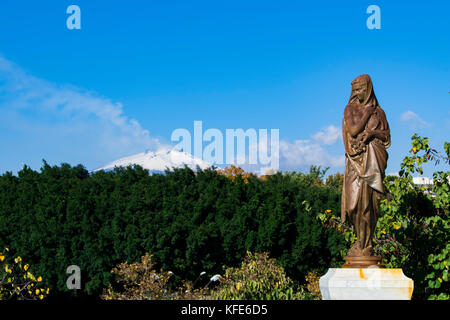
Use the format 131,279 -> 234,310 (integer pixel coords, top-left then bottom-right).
393,222 -> 402,230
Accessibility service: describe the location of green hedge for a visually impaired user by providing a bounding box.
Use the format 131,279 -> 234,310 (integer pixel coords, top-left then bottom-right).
0,162 -> 346,297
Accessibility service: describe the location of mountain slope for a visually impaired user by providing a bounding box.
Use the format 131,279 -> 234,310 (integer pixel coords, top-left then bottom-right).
95,148 -> 212,172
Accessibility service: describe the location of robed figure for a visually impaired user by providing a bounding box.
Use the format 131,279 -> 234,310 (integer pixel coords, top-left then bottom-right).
342,74 -> 390,259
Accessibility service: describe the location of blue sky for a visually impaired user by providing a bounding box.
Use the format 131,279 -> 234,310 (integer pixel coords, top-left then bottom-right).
0,0 -> 449,176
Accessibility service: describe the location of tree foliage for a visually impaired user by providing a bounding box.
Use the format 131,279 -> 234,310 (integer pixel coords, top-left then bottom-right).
101,252 -> 208,300
0,163 -> 345,298
102,251 -> 316,300
211,251 -> 314,300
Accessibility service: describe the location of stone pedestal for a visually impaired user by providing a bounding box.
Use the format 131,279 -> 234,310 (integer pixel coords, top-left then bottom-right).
319,268 -> 413,300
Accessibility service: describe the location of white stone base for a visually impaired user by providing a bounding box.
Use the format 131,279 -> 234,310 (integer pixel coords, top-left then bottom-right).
319,268 -> 413,300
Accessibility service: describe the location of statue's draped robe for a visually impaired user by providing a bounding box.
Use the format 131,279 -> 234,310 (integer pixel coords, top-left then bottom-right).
342,75 -> 390,254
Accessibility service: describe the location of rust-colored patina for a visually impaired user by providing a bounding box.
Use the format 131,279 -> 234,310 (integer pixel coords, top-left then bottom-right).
343,256 -> 383,268
341,74 -> 390,267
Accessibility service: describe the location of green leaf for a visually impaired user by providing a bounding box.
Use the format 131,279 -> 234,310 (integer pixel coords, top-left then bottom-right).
443,270 -> 448,282
434,280 -> 441,289
425,272 -> 435,280
437,292 -> 449,300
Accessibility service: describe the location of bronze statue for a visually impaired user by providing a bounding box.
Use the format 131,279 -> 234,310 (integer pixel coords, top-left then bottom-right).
341,74 -> 390,266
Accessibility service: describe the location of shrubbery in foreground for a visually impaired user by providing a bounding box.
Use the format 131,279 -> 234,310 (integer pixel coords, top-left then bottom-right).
0,247 -> 50,300
102,251 -> 317,300
210,251 -> 315,300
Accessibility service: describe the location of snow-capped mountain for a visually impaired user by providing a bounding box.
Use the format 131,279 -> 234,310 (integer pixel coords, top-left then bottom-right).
95,148 -> 212,173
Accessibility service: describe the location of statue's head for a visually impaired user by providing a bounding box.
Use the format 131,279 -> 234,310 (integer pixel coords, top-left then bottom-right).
352,81 -> 367,104
349,74 -> 376,107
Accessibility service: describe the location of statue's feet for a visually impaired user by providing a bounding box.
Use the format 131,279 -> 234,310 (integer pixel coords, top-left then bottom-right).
347,242 -> 374,257
347,242 -> 362,257
362,245 -> 373,256
347,242 -> 374,258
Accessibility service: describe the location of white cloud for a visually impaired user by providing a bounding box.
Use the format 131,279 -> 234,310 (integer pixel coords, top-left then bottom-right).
400,110 -> 431,130
311,125 -> 341,145
386,172 -> 399,177
277,124 -> 344,170
0,55 -> 165,170
240,126 -> 345,173
279,139 -> 345,169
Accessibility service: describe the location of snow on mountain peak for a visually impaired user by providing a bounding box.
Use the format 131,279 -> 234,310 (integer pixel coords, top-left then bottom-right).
95,148 -> 212,172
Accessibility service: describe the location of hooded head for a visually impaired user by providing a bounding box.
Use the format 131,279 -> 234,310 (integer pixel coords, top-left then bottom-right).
348,74 -> 379,109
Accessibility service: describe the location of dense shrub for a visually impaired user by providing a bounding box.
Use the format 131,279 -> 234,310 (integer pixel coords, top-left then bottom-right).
101,252 -> 208,300
211,251 -> 314,300
102,251 -> 315,300
0,162 -> 345,298
378,135 -> 449,300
